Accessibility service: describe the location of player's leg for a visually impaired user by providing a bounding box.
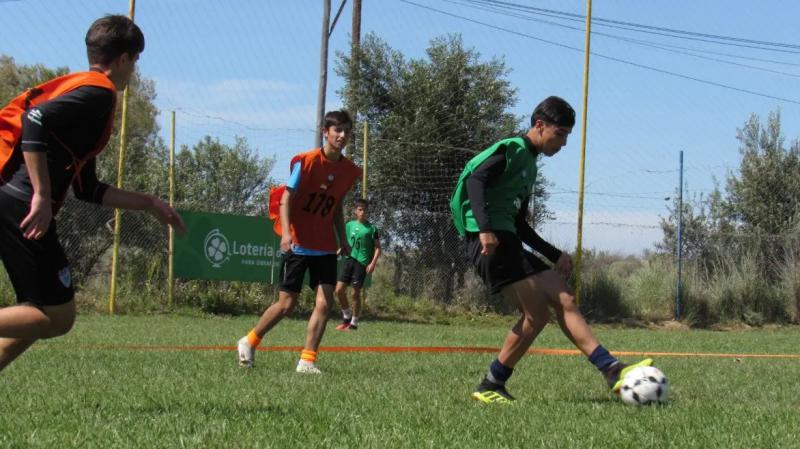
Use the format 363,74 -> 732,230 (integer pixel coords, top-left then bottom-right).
0,337 -> 36,371
0,195 -> 77,371
496,278 -> 551,367
297,283 -> 334,373
468,231 -> 547,403
473,277 -> 550,404
345,261 -> 366,330
535,268 -> 653,391
296,254 -> 337,373
0,300 -> 75,371
535,270 -> 600,355
335,258 -> 355,329
348,286 -> 362,329
237,253 -> 304,367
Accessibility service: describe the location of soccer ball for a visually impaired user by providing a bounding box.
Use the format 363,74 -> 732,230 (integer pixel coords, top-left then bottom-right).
619,366 -> 669,406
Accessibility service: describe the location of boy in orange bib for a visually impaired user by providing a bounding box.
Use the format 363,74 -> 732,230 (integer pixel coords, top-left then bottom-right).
238,110 -> 361,373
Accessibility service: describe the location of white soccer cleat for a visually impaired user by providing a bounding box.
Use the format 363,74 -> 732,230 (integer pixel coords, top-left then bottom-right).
237,337 -> 255,368
295,361 -> 322,374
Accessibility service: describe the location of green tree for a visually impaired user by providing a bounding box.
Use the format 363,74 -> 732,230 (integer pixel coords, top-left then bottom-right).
658,192 -> 712,261
0,55 -> 68,104
727,110 -> 800,234
336,34 -> 550,302
175,136 -> 275,215
659,109 -> 800,287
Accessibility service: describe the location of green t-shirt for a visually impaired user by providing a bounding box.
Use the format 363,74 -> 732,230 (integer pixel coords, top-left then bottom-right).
450,137 -> 538,235
346,220 -> 379,265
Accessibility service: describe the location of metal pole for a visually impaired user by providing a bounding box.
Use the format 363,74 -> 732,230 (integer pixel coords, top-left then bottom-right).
574,0 -> 592,305
108,0 -> 136,314
168,111 -> 175,307
315,0 -> 331,148
675,150 -> 684,319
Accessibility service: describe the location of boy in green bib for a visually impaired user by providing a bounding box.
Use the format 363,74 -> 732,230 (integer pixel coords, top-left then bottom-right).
450,96 -> 652,404
335,198 -> 381,330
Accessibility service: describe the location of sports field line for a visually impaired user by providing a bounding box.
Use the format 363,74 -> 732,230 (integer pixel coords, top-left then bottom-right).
59,344 -> 800,359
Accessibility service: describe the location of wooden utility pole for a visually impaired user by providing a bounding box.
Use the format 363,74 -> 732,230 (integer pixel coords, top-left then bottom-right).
315,0 -> 332,148
352,0 -> 361,54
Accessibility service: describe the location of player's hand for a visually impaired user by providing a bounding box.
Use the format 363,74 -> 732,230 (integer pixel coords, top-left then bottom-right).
479,232 -> 499,256
366,263 -> 376,274
555,253 -> 573,277
340,242 -> 352,257
147,196 -> 187,235
20,193 -> 52,240
280,235 -> 293,253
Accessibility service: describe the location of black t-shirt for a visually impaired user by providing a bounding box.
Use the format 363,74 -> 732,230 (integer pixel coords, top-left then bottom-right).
0,84 -> 114,205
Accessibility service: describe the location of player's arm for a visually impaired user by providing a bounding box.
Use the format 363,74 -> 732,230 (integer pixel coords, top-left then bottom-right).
465,147 -> 507,255
279,187 -> 294,253
334,202 -> 351,256
101,186 -> 186,235
280,161 -> 303,253
515,197 -> 570,276
19,151 -> 52,240
17,86 -> 110,240
366,232 -> 382,274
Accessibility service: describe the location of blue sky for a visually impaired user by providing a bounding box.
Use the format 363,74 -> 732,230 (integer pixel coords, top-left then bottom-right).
2,0 -> 799,255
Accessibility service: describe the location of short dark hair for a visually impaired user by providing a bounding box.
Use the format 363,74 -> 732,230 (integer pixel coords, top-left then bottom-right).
531,96 -> 575,128
354,198 -> 369,208
85,15 -> 145,65
324,110 -> 353,130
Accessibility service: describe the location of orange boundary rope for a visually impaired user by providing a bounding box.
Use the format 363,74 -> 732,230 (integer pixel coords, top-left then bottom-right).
57,344 -> 800,359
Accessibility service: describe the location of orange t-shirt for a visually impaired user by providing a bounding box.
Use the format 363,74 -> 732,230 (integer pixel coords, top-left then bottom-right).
271,148 -> 361,253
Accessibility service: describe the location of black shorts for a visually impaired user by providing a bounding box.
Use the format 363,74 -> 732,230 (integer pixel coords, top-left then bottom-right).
278,252 -> 338,294
338,257 -> 367,288
467,230 -> 550,295
0,190 -> 74,306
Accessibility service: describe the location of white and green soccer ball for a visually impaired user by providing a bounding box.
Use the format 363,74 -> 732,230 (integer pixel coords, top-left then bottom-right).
619,366 -> 669,406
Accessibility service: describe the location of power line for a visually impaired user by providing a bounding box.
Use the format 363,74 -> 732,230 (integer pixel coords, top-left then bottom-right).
550,220 -> 661,229
401,0 -> 800,106
461,0 -> 800,52
444,0 -> 800,78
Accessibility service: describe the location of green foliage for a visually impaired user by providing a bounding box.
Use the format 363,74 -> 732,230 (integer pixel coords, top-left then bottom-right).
0,55 -> 69,105
729,110 -> 800,234
175,136 -> 275,215
624,256 -> 675,321
336,33 -> 548,302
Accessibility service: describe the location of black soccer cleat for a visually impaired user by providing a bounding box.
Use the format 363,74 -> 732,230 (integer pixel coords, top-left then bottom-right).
471,377 -> 515,404
606,358 -> 654,393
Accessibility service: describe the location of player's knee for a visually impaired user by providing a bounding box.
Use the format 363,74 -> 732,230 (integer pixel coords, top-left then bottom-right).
315,300 -> 331,315
523,312 -> 549,331
275,295 -> 297,315
559,292 -> 578,312
42,315 -> 75,339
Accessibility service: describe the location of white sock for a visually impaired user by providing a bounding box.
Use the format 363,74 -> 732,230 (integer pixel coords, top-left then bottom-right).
350,316 -> 358,326
342,309 -> 352,320
298,359 -> 315,367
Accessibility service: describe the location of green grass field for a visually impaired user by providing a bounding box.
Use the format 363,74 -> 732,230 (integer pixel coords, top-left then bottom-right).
1,314 -> 799,449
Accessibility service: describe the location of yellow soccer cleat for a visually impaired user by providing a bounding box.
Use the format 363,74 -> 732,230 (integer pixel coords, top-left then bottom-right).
609,358 -> 654,393
471,378 -> 516,404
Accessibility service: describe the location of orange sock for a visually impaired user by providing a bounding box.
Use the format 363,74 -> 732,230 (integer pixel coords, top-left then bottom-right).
300,349 -> 317,363
247,329 -> 262,348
